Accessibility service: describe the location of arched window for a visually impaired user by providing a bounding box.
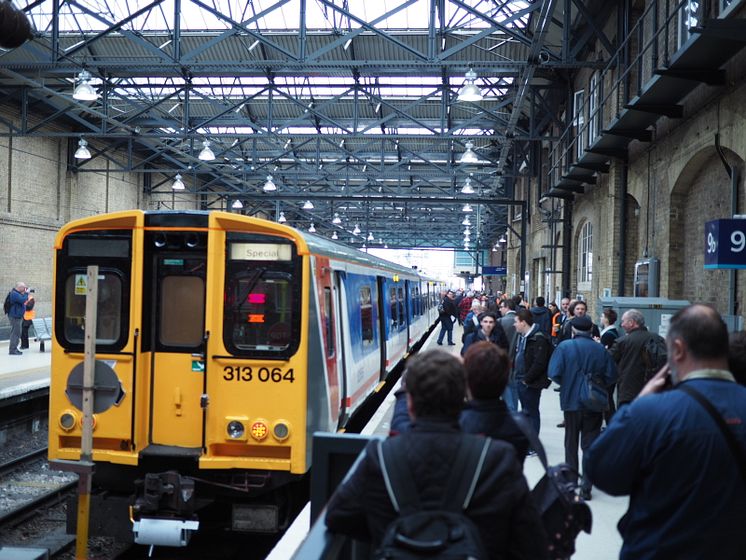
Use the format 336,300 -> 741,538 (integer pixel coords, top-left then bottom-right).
578,222 -> 593,287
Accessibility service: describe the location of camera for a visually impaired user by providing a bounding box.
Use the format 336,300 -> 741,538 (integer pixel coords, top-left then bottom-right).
29,288 -> 35,293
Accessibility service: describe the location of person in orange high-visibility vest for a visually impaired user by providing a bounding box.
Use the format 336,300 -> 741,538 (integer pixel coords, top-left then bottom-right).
20,289 -> 36,349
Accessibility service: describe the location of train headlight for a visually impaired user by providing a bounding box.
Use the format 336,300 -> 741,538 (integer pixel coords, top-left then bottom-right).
227,421 -> 245,439
272,421 -> 290,442
59,410 -> 77,432
78,415 -> 97,431
250,420 -> 269,441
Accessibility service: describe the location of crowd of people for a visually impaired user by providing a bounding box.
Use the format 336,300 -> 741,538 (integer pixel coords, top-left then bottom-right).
327,288 -> 746,559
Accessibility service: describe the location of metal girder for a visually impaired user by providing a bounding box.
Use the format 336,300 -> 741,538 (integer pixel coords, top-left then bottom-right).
0,0 -> 603,250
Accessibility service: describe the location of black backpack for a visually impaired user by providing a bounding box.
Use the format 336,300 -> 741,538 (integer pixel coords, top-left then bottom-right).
641,333 -> 668,381
375,436 -> 489,559
511,413 -> 592,560
3,291 -> 10,315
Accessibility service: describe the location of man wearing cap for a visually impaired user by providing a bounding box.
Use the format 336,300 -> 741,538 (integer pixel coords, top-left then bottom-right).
547,314 -> 617,500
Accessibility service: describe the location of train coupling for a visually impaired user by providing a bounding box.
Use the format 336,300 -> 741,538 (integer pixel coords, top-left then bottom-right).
131,471 -> 199,547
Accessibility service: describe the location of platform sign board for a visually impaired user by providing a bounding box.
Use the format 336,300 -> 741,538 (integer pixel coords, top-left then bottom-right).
705,219 -> 746,269
482,266 -> 507,276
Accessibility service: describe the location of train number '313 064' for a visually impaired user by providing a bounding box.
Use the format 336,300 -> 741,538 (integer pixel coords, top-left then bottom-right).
222,365 -> 295,383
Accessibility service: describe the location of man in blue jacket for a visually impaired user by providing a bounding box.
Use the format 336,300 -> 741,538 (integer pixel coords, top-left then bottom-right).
548,314 -> 617,500
7,282 -> 29,355
584,304 -> 746,560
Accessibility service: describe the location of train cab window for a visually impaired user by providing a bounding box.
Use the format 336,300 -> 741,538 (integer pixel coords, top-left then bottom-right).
324,287 -> 335,358
360,286 -> 374,345
224,237 -> 301,358
389,287 -> 398,329
62,272 -> 123,345
160,275 -> 205,346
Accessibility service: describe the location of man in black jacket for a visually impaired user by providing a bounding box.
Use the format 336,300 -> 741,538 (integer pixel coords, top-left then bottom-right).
511,308 -> 552,437
326,349 -> 548,559
436,289 -> 458,345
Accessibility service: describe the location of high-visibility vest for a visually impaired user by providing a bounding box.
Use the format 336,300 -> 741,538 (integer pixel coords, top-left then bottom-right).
24,297 -> 36,321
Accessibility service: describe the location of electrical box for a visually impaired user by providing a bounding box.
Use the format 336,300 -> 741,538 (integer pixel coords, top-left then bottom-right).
634,258 -> 660,297
598,297 -> 690,337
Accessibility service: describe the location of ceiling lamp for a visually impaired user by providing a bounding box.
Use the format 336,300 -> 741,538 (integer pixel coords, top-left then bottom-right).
331,231 -> 338,240
232,199 -> 243,209
302,200 -> 314,210
198,140 -> 215,161
308,223 -> 316,233
460,177 -> 475,194
74,138 -> 91,160
263,175 -> 277,192
172,173 -> 185,191
353,224 -> 361,235
492,246 -> 497,252
462,216 -> 471,226
384,243 -> 388,249
73,70 -> 97,101
332,213 -> 342,225
278,211 -> 287,223
459,142 -> 479,164
499,233 -> 507,243
463,227 -> 470,235
367,232 -> 374,242
457,68 -> 484,102
462,203 -> 473,213
362,243 -> 367,250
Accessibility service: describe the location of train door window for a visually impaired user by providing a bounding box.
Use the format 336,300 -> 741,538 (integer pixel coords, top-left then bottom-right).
389,287 -> 398,329
324,287 -> 335,358
160,275 -> 205,346
360,286 -> 374,345
397,287 -> 405,327
62,272 -> 123,345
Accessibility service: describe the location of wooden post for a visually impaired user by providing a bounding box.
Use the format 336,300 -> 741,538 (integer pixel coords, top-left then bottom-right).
76,265 -> 98,560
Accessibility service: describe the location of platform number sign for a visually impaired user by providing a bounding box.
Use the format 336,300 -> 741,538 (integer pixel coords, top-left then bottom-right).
704,219 -> 746,269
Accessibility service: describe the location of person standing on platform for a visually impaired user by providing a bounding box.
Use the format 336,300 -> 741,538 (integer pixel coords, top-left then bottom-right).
499,298 -> 519,411
512,308 -> 552,438
326,349 -> 548,558
20,288 -> 36,350
7,282 -> 29,355
461,311 -> 508,356
548,315 -> 617,500
529,296 -> 552,338
436,290 -> 458,346
584,304 -> 746,560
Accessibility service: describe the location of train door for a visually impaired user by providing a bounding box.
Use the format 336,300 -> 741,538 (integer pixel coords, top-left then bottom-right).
143,232 -> 207,448
334,272 -> 348,427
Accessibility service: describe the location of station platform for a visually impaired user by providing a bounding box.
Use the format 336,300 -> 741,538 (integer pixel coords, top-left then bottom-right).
271,322 -> 628,559
0,339 -> 51,400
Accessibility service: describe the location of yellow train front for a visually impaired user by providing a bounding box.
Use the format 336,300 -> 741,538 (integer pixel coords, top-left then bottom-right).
48,209 -> 440,547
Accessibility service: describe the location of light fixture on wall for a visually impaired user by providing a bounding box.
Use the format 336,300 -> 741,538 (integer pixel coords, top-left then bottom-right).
460,177 -> 475,194
278,211 -> 287,223
459,142 -> 479,164
74,138 -> 91,160
73,70 -> 97,101
457,69 -> 483,102
302,199 -> 314,210
172,173 -> 185,190
332,212 -> 342,224
308,223 -> 316,233
198,140 -> 215,161
263,175 -> 277,192
232,199 -> 243,209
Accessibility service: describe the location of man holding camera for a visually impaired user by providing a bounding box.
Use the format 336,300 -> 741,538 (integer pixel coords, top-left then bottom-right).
8,282 -> 29,355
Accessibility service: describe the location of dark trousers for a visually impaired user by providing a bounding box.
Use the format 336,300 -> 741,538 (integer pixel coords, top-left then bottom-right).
20,319 -> 32,349
563,409 -> 602,492
436,316 -> 454,344
604,383 -> 617,425
517,383 -> 542,436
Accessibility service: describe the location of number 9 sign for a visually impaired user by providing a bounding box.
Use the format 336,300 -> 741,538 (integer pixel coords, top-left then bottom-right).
705,219 -> 746,269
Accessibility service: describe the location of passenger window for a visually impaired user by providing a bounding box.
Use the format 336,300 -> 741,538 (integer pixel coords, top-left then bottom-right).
397,287 -> 405,326
390,287 -> 398,328
360,286 -> 374,345
324,287 -> 335,357
63,272 -> 123,345
160,276 -> 205,346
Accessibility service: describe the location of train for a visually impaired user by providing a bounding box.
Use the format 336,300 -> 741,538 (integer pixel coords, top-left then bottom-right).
47,210 -> 444,547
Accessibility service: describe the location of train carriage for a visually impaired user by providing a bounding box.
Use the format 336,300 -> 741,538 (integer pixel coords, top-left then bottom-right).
48,210 -> 442,546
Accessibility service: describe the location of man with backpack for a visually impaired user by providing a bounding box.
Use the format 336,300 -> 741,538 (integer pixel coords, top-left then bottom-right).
5,282 -> 29,355
609,309 -> 667,406
326,349 -> 548,559
436,290 -> 458,346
